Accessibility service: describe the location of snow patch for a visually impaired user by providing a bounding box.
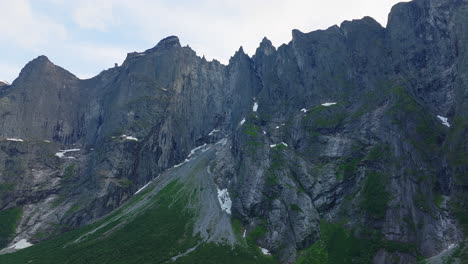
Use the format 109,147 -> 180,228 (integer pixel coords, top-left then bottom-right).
121,135 -> 138,141
217,187 -> 232,214
43,140 -> 51,143
240,118 -> 246,126
275,126 -> 279,129
243,229 -> 247,238
174,159 -> 191,168
263,131 -> 267,135
0,80 -> 10,85
259,247 -> 271,255
437,115 -> 451,127
135,181 -> 152,195
301,108 -> 307,113
208,129 -> 219,136
55,149 -> 80,159
6,138 -> 23,142
188,144 -> 207,158
321,102 -> 337,107
216,138 -> 228,146
253,102 -> 259,112
270,142 -> 288,148
9,239 -> 32,250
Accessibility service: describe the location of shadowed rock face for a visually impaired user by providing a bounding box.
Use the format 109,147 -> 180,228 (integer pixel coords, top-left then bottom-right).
0,0 -> 467,263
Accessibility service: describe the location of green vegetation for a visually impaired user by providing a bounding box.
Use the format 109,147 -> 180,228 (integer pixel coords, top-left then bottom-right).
270,144 -> 285,170
297,222 -> 417,264
442,241 -> 468,264
243,124 -> 261,138
450,194 -> 468,235
304,104 -> 347,132
388,86 -> 443,155
0,207 -> 22,248
0,183 -> 14,194
246,221 -> 268,247
361,171 -> 390,219
445,117 -> 468,235
366,144 -> 392,163
290,204 -> 303,213
243,124 -> 264,154
338,158 -> 360,180
266,173 -> 279,186
63,163 -> 76,179
230,218 -> 245,242
433,193 -> 444,209
0,180 -> 277,264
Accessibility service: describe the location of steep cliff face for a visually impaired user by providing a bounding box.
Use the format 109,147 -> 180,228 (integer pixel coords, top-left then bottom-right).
0,0 -> 466,263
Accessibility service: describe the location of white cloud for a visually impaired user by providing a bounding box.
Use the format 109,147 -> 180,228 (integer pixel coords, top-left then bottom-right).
73,43 -> 128,66
0,63 -> 22,83
72,0 -> 116,31
108,0 -> 405,63
0,0 -> 67,48
0,0 -> 407,82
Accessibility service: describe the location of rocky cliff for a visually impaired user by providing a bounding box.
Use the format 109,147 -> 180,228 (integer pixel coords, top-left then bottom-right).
0,0 -> 466,263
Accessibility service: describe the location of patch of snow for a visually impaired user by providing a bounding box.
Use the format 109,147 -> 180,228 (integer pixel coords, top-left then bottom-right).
6,138 -> 23,142
43,140 -> 51,143
217,187 -> 232,214
240,118 -> 246,126
437,115 -> 451,127
301,108 -> 307,113
321,102 -> 337,107
170,244 -> 200,261
135,181 -> 152,195
253,102 -> 259,112
216,138 -> 228,146
121,135 -> 138,141
55,149 -> 80,159
270,142 -> 287,148
243,229 -> 247,238
208,129 -> 219,136
9,239 -> 33,250
0,80 -> 10,85
263,131 -> 267,135
275,126 -> 279,129
174,159 -> 191,168
161,88 -> 168,91
188,144 -> 207,158
259,247 -> 271,255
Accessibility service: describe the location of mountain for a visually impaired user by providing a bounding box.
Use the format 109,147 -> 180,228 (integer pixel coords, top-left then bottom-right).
0,0 -> 467,263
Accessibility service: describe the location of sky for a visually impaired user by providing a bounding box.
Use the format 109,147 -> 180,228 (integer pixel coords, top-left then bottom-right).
0,0 -> 406,83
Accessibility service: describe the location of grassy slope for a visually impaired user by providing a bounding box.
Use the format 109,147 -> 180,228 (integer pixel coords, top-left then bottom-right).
0,208 -> 22,249
0,174 -> 275,264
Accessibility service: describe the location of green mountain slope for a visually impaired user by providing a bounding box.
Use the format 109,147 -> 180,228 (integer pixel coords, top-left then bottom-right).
0,144 -> 276,264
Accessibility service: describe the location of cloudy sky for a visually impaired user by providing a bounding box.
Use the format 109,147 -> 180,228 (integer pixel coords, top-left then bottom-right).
0,0 -> 405,83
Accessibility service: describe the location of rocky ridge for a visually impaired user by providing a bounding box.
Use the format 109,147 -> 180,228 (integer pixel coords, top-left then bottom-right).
0,0 -> 467,263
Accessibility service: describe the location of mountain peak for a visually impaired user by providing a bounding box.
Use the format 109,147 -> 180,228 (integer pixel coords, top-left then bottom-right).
145,36 -> 181,53
26,55 -> 54,67
0,80 -> 10,86
260,37 -> 273,47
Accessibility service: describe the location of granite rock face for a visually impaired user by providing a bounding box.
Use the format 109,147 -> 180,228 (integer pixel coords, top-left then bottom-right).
0,0 -> 466,263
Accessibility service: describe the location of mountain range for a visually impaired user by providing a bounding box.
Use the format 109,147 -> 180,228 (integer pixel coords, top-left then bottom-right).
0,0 -> 467,263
